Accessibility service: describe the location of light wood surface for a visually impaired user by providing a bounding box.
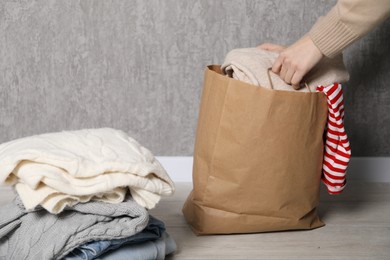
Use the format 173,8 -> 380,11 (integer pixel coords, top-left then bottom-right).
1,182 -> 389,259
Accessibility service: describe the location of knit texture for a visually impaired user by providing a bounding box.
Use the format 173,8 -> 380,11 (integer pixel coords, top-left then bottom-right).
309,10 -> 358,58
309,0 -> 390,57
317,83 -> 351,194
0,196 -> 149,260
221,48 -> 349,90
0,128 -> 175,212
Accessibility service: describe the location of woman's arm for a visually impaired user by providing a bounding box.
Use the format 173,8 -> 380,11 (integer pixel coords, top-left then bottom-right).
309,0 -> 390,58
259,0 -> 390,87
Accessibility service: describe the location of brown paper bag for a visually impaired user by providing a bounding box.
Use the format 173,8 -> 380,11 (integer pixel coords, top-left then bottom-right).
182,65 -> 328,235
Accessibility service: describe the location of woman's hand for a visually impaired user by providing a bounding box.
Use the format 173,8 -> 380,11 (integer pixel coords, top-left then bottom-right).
258,35 -> 323,89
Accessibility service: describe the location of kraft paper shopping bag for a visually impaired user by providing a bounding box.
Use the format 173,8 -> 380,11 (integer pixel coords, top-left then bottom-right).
182,65 -> 328,235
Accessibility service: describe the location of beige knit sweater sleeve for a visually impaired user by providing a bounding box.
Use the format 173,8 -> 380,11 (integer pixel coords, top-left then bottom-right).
309,0 -> 390,58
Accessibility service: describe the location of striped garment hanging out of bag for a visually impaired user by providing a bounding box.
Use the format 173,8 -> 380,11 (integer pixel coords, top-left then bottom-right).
317,83 -> 351,195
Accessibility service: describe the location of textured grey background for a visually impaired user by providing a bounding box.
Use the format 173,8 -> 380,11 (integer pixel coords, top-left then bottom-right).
0,0 -> 389,156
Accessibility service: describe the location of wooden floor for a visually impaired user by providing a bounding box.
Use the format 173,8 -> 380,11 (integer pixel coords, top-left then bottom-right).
1,182 -> 389,259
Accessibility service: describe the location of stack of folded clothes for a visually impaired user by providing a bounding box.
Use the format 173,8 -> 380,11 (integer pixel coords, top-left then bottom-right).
0,128 -> 176,260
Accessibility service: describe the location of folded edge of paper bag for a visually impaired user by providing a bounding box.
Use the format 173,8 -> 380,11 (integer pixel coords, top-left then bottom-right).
182,192 -> 324,235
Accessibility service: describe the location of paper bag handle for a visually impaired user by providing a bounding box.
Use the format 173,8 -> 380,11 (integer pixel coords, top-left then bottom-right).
267,68 -> 311,92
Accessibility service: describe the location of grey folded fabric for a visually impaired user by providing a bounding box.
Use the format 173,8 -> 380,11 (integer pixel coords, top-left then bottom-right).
221,48 -> 350,91
0,196 -> 148,260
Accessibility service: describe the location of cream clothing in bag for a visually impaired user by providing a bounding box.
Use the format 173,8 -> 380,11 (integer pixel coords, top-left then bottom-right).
221,48 -> 349,91
0,128 -> 175,213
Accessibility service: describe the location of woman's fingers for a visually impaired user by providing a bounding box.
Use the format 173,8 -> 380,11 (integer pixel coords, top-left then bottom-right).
272,55 -> 283,74
262,36 -> 324,87
284,67 -> 295,85
279,63 -> 287,81
291,70 -> 305,89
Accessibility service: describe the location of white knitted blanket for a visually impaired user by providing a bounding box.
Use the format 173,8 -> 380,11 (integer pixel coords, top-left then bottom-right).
0,128 -> 175,213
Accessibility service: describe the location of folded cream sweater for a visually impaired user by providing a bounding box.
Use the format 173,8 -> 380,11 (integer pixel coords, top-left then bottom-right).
0,128 -> 175,213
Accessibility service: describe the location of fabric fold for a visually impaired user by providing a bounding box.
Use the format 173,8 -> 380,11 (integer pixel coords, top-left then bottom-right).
0,196 -> 149,260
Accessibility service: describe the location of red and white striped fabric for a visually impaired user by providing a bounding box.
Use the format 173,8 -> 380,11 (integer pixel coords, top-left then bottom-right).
317,83 -> 351,195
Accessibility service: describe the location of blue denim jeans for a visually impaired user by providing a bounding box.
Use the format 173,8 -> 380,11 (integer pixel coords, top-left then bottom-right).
96,232 -> 176,260
64,215 -> 176,260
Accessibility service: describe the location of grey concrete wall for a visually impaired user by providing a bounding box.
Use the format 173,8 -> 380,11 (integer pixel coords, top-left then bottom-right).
0,0 -> 389,156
